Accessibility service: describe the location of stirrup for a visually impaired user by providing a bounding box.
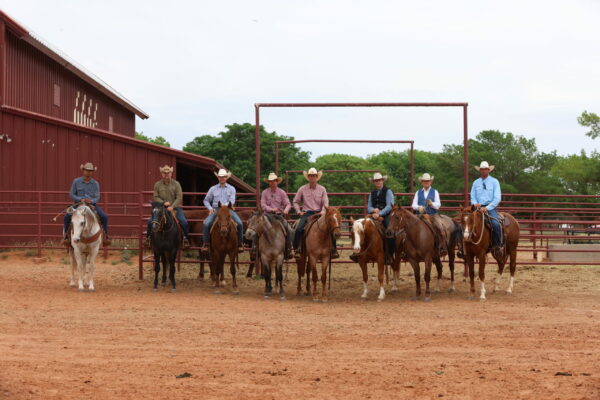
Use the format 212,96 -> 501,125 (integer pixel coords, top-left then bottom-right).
103,238 -> 112,246
182,238 -> 190,249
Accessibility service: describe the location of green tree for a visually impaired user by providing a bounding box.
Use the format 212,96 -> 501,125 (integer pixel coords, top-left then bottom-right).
183,123 -> 311,189
577,111 -> 600,139
551,150 -> 600,195
135,132 -> 170,147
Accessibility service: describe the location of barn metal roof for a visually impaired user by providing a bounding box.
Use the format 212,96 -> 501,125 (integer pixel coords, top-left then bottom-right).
0,10 -> 149,119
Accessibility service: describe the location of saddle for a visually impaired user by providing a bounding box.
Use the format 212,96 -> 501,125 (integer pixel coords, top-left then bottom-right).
419,214 -> 448,257
365,215 -> 387,240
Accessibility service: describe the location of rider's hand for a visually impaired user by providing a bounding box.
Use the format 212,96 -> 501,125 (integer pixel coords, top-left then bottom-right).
480,206 -> 488,213
209,208 -> 215,215
372,208 -> 380,214
372,213 -> 380,219
164,201 -> 171,207
418,206 -> 425,214
299,211 -> 305,216
83,198 -> 92,204
474,203 -> 481,208
426,199 -> 433,206
167,206 -> 174,212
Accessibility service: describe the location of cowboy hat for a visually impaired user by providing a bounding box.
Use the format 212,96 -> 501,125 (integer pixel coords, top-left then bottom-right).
369,172 -> 388,182
302,167 -> 323,181
474,161 -> 495,172
419,173 -> 434,181
214,168 -> 232,179
159,165 -> 173,173
263,172 -> 283,184
80,162 -> 97,171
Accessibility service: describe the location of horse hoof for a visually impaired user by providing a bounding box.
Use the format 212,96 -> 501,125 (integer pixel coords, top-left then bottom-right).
505,291 -> 512,296
448,287 -> 455,293
152,288 -> 158,292
161,282 -> 166,288
264,295 -> 270,299
467,296 -> 473,300
232,291 -> 240,296
304,292 -> 310,297
479,297 -> 486,302
424,297 -> 431,302
280,296 -> 286,301
377,298 -> 383,303
69,283 -> 75,288
213,290 -> 222,295
78,288 -> 84,292
433,289 -> 441,294
171,288 -> 177,293
88,288 -> 95,293
312,298 -> 319,303
321,299 -> 329,304
411,297 -> 419,301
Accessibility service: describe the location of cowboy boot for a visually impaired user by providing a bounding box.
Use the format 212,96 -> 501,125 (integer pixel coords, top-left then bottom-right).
182,238 -> 190,250
456,241 -> 464,259
103,235 -> 112,246
349,253 -> 359,262
284,242 -> 294,260
62,235 -> 70,247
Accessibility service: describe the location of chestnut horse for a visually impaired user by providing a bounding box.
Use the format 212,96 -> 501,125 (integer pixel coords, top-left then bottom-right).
459,207 -> 520,300
386,205 -> 459,301
208,202 -> 239,294
295,206 -> 342,302
349,217 -> 392,301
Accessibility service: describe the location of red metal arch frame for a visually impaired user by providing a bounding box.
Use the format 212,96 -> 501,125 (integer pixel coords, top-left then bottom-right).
254,102 -> 469,205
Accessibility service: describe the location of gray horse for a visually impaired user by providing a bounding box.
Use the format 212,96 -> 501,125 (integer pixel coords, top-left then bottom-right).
245,210 -> 288,300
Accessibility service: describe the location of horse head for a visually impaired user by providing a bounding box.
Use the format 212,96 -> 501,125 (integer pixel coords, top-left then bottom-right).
350,217 -> 366,252
150,201 -> 167,233
386,205 -> 406,238
245,209 -> 264,241
324,206 -> 342,239
71,205 -> 94,243
460,207 -> 484,243
216,202 -> 234,238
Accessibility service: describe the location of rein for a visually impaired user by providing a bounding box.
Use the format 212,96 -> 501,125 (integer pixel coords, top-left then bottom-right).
76,207 -> 102,244
467,210 -> 487,246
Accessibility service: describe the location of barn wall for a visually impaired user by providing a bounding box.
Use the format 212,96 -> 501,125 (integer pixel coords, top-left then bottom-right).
4,31 -> 136,137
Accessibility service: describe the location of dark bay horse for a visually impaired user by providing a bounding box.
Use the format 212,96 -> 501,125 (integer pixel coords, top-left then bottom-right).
349,217 -> 389,301
185,208 -> 254,279
150,202 -> 181,292
209,202 -> 239,294
386,205 -> 459,301
295,207 -> 342,302
459,207 -> 520,300
245,211 -> 287,300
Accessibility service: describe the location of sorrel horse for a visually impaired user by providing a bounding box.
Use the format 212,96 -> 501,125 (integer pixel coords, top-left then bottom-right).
185,208 -> 254,279
459,206 -> 520,300
349,217 -> 390,301
245,210 -> 287,300
386,205 -> 459,301
209,202 -> 240,294
68,204 -> 102,292
150,202 -> 181,291
294,206 -> 342,302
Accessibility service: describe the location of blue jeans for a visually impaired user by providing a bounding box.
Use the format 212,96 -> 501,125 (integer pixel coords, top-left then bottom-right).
146,207 -> 189,239
203,209 -> 243,244
293,211 -> 316,249
64,203 -> 108,235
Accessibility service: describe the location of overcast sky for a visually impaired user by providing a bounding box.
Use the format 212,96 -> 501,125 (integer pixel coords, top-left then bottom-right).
1,0 -> 599,160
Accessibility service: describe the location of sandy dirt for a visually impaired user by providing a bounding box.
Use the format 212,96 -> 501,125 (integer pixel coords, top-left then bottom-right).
0,248 -> 599,400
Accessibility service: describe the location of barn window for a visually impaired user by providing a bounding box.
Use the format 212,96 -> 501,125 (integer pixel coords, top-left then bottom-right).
109,116 -> 114,132
53,84 -> 60,106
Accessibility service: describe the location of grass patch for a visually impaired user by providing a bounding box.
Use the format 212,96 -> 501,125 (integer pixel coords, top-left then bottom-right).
1,255 -> 8,260
61,258 -> 69,265
121,249 -> 133,265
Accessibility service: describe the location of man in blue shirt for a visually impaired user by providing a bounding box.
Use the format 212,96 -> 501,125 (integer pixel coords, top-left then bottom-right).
201,169 -> 244,252
462,161 -> 504,258
62,162 -> 110,246
360,172 -> 395,264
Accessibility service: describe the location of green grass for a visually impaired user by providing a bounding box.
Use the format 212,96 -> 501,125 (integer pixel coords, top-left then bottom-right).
1,255 -> 8,260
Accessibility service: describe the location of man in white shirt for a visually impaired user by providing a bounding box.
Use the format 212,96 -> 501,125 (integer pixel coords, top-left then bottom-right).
411,173 -> 447,256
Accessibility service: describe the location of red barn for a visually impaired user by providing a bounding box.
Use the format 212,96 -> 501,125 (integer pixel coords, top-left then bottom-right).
0,11 -> 253,243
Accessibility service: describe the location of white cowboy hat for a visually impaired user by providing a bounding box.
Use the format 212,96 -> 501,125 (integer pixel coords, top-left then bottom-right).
263,172 -> 283,184
214,168 -> 232,179
369,172 -> 388,182
159,165 -> 173,173
80,162 -> 97,171
302,167 -> 323,181
474,161 -> 495,172
419,173 -> 434,181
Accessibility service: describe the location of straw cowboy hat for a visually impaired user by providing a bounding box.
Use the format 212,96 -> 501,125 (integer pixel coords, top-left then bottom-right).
419,173 -> 434,181
474,161 -> 495,172
80,162 -> 97,171
159,165 -> 173,173
369,172 -> 388,182
303,167 -> 323,181
264,172 -> 283,184
214,168 -> 232,179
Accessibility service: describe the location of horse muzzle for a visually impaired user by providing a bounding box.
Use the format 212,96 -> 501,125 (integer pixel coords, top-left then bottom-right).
333,230 -> 341,239
244,229 -> 256,240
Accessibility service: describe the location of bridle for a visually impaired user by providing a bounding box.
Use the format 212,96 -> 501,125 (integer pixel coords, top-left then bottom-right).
463,209 -> 486,245
72,205 -> 101,244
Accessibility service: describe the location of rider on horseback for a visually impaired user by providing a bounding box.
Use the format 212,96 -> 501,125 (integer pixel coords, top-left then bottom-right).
145,165 -> 190,249
201,169 -> 244,253
62,162 -> 110,246
366,172 -> 396,264
457,161 -> 503,259
260,172 -> 294,260
411,173 -> 448,256
292,168 -> 339,260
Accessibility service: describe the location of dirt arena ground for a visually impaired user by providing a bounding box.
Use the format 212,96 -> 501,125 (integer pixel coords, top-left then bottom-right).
1,248 -> 599,400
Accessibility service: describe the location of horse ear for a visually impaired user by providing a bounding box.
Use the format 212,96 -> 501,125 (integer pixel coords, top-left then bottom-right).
324,206 -> 329,211
228,203 -> 233,209
218,201 -> 222,208
470,205 -> 477,212
350,217 -> 355,223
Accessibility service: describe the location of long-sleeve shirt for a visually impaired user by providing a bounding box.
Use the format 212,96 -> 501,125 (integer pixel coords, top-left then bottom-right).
70,177 -> 100,204
293,184 -> 328,214
153,179 -> 183,208
411,188 -> 441,211
203,183 -> 236,211
470,176 -> 501,211
261,187 -> 291,214
367,189 -> 395,216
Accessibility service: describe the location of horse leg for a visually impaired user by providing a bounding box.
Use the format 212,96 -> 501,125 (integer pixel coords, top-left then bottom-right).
296,258 -> 304,296
309,256 -> 319,302
87,246 -> 99,292
466,253 -> 476,300
478,251 -> 487,301
359,261 -> 369,299
276,257 -> 285,300
263,257 -> 272,298
198,261 -> 205,280
424,258 -> 432,302
320,256 -> 330,303
161,254 -> 168,287
247,259 -> 257,279
377,258 -> 386,302
410,260 -> 421,301
305,257 -> 312,297
230,252 -> 238,294
448,248 -> 456,293
433,257 -> 443,293
69,248 -> 76,287
493,250 -> 507,293
506,241 -> 517,295
390,257 -> 400,293
74,249 -> 85,291
169,252 -> 177,292
153,252 -> 160,290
